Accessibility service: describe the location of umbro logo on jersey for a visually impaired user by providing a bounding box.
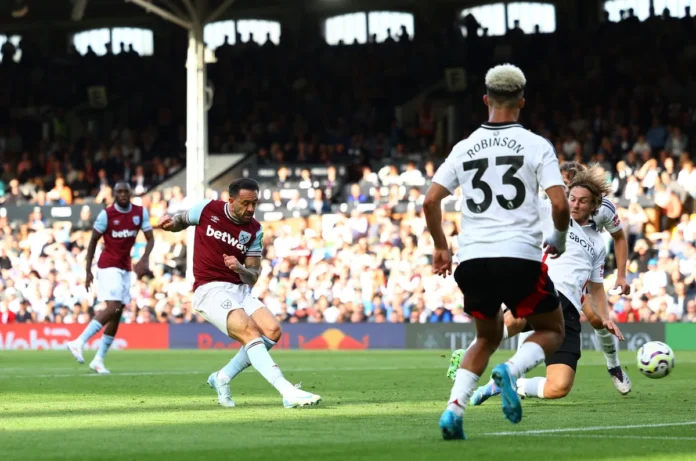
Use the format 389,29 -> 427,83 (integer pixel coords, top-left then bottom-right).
211,216 -> 220,223
113,220 -> 120,225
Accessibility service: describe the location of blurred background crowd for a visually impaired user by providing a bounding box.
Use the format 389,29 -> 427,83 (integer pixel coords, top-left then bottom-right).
2,1 -> 696,326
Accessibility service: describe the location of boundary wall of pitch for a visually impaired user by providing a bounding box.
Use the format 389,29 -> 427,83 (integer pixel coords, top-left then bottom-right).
0,322 -> 684,351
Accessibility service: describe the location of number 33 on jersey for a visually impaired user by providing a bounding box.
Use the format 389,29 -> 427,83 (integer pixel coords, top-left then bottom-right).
432,121 -> 565,263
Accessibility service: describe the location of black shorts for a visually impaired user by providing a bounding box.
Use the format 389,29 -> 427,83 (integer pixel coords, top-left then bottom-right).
545,293 -> 582,371
454,257 -> 560,320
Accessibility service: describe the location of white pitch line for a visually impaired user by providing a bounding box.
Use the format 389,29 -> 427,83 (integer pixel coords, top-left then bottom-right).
484,421 -> 696,436
515,434 -> 696,441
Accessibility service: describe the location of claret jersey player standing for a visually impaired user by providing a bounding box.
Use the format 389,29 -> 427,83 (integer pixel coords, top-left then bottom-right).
67,182 -> 154,374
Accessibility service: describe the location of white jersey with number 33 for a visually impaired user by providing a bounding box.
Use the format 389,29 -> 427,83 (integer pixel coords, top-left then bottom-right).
433,122 -> 565,263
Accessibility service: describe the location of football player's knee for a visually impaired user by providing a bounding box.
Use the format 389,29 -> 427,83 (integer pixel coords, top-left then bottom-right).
265,323 -> 282,342
545,379 -> 572,399
243,320 -> 264,341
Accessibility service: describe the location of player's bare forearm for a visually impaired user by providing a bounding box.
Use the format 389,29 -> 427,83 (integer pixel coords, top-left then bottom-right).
546,185 -> 570,231
236,257 -> 261,285
85,230 -> 102,271
423,183 -> 451,250
611,229 -> 628,278
424,203 -> 448,249
588,281 -> 610,321
142,230 -> 154,260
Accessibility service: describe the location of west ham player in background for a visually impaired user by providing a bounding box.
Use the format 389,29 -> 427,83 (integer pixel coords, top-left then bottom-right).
67,182 -> 154,374
157,178 -> 321,408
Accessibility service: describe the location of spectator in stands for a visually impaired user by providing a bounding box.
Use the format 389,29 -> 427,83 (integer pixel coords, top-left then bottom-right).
347,184 -> 368,204
46,177 -> 73,205
287,190 -> 308,211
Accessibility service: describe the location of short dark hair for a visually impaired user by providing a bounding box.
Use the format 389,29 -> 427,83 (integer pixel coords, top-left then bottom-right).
114,181 -> 131,191
229,178 -> 260,197
486,88 -> 524,109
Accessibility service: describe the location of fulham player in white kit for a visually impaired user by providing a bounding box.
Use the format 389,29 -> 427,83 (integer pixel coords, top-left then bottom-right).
424,64 -> 570,440
67,182 -> 154,373
466,165 -> 626,404
157,178 -> 321,408
560,162 -> 632,393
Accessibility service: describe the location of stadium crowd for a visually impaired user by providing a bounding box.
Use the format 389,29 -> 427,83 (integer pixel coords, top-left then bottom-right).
2,7 -> 696,325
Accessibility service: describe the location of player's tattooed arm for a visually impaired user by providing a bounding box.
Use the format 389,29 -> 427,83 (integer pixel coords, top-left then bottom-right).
158,210 -> 192,232
235,256 -> 261,286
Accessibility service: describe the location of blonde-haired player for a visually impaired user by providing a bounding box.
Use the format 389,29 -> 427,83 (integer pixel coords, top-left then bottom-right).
464,165 -> 626,404
560,161 -> 632,393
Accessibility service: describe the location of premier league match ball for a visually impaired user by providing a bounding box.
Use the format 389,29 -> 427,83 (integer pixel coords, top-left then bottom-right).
636,341 -> 675,379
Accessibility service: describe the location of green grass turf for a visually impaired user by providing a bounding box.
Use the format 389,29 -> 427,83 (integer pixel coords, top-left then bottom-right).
1,350 -> 695,461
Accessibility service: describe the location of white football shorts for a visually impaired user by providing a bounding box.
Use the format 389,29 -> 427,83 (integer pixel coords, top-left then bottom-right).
96,267 -> 132,304
193,281 -> 264,335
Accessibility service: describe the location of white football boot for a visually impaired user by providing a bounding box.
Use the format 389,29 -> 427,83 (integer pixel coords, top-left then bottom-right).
608,366 -> 631,395
89,358 -> 110,374
282,384 -> 322,408
67,340 -> 85,364
207,372 -> 236,408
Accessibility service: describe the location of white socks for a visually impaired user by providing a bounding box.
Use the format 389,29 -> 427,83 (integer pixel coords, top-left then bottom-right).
517,330 -> 534,351
505,341 -> 545,379
516,377 -> 546,398
96,335 -> 114,361
447,369 -> 480,417
218,336 -> 276,384
76,319 -> 103,346
243,337 -> 296,395
595,328 -> 620,369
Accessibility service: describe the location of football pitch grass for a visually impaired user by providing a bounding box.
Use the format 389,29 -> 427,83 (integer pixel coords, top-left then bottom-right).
1,350 -> 695,461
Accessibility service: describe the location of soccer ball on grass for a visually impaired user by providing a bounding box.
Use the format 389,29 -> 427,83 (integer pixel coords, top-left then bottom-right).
636,341 -> 675,379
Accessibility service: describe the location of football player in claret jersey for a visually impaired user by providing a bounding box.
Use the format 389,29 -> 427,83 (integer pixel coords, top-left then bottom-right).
461,166 -> 626,404
67,182 -> 154,374
559,161 -> 632,393
157,178 -> 321,408
424,64 -> 570,440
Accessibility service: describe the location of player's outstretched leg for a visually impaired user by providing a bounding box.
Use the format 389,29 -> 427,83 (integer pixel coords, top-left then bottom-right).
470,325 -> 531,406
209,307 -> 283,407
582,299 -> 631,394
491,307 -> 564,424
583,302 -> 631,394
595,328 -> 631,395
226,309 -> 321,408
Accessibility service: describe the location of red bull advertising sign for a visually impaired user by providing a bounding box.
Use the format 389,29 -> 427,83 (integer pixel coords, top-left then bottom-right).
169,324 -> 405,349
